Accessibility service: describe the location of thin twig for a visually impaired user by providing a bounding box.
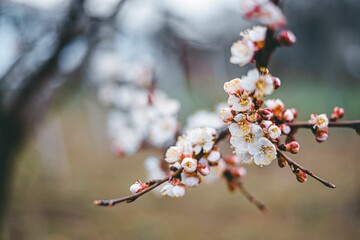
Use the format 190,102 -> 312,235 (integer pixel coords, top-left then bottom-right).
277,150 -> 336,188
94,168 -> 183,206
237,180 -> 268,213
289,120 -> 360,134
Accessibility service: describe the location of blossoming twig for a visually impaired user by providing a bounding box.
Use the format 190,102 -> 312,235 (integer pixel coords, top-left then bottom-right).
94,168 -> 183,206
289,120 -> 360,134
277,150 -> 336,188
94,126 -> 231,207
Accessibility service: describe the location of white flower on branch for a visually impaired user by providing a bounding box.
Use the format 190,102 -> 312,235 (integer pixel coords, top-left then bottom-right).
160,184 -> 185,198
224,78 -> 242,94
229,114 -> 252,137
227,91 -> 254,112
181,157 -> 197,173
248,137 -> 277,166
165,146 -> 183,163
309,114 -> 329,129
240,68 -> 274,97
230,124 -> 263,152
268,124 -> 281,139
230,39 -> 255,66
185,128 -> 216,154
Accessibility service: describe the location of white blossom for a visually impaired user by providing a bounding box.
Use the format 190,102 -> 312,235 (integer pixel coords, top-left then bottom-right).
227,91 -> 253,112
207,150 -> 221,163
240,68 -> 274,97
176,138 -> 193,156
181,173 -> 200,187
130,182 -> 142,194
160,184 -> 185,198
248,137 -> 277,166
247,26 -> 267,42
165,146 -> 183,163
229,114 -> 252,137
224,78 -> 242,94
309,114 -> 329,129
230,124 -> 263,152
172,186 -> 186,197
184,110 -> 224,131
230,39 -> 255,66
283,109 -> 294,122
148,116 -> 178,147
220,107 -> 233,123
268,125 -> 281,139
265,99 -> 284,110
181,157 -> 197,172
160,184 -> 175,197
186,128 -> 215,154
235,151 -> 254,164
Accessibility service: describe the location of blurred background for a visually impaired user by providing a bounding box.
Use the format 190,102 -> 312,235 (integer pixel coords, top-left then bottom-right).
1,0 -> 360,239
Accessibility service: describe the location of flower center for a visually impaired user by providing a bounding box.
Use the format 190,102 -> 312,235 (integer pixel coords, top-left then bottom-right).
243,133 -> 254,143
260,145 -> 273,155
239,96 -> 249,106
317,118 -> 325,126
255,79 -> 266,92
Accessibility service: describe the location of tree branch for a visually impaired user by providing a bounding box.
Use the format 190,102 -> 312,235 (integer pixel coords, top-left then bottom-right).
94,168 -> 183,206
289,120 -> 360,134
237,180 -> 268,213
277,150 -> 336,188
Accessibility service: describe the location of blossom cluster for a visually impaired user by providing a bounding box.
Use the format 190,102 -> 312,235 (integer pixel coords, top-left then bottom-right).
130,127 -> 246,197
106,88 -> 180,155
220,66 -> 301,166
97,61 -> 180,156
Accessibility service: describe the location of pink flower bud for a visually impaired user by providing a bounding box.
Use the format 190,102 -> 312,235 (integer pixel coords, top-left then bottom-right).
279,124 -> 291,135
316,128 -> 329,142
278,30 -> 296,46
290,108 -> 298,119
285,141 -> 300,154
283,109 -> 294,122
294,169 -> 307,183
255,99 -> 264,108
331,107 -> 345,120
261,120 -> 273,129
197,164 -> 210,176
273,77 -> 281,89
260,108 -> 273,120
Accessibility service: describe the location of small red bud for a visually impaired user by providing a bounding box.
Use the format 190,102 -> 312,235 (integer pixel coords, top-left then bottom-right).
331,106 -> 345,121
260,108 -> 273,120
273,77 -> 281,89
255,99 -> 264,108
294,169 -> 307,183
290,108 -> 298,119
278,30 -> 296,47
285,141 -> 300,154
316,128 -> 329,142
277,156 -> 287,168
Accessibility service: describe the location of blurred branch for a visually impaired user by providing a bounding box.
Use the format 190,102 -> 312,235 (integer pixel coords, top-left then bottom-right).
0,0 -> 128,228
237,180 -> 268,213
